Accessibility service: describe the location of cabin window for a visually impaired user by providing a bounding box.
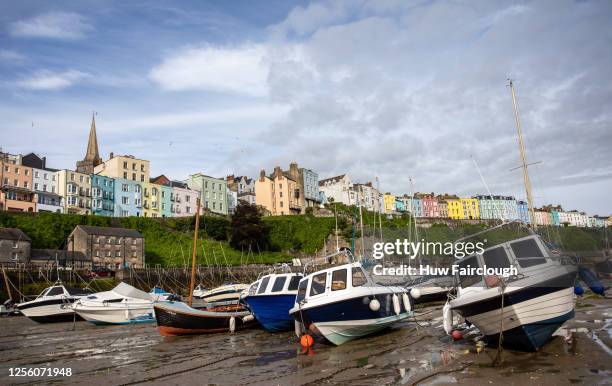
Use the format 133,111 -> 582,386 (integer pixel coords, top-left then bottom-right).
296,279 -> 308,302
288,275 -> 301,291
352,267 -> 367,287
248,281 -> 259,296
482,247 -> 510,269
257,277 -> 271,294
331,269 -> 347,291
511,239 -> 547,268
47,287 -> 64,296
458,256 -> 481,288
271,276 -> 287,292
309,272 -> 327,296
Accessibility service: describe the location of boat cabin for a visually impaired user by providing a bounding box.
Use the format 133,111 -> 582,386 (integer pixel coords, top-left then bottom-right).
248,273 -> 303,297
456,235 -> 555,295
295,262 -> 371,304
36,284 -> 90,299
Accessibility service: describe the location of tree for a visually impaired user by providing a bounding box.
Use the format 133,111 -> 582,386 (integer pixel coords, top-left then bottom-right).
230,203 -> 271,251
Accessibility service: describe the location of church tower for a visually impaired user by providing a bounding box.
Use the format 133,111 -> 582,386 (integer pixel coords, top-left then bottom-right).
76,114 -> 103,174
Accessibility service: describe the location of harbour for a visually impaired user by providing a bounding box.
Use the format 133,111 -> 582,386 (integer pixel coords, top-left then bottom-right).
0,292 -> 609,385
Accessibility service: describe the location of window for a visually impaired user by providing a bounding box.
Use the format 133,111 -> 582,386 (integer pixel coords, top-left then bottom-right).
295,279 -> 308,302
122,197 -> 129,205
116,251 -> 121,257
309,272 -> 327,296
352,267 -> 367,286
95,250 -> 100,257
106,250 -> 111,257
511,239 -> 546,268
271,276 -> 287,292
132,173 -> 136,181
331,269 -> 347,291
258,276 -> 271,294
12,252 -> 18,260
288,275 -> 301,291
12,241 -> 18,248
34,183 -> 39,191
482,247 -> 510,269
47,287 -> 64,296
132,163 -> 136,170
123,172 -> 128,179
123,161 -> 128,169
458,256 -> 482,288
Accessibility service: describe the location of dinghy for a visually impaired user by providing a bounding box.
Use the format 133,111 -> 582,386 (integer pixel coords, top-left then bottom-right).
449,234 -> 578,351
241,271 -> 303,332
289,254 -> 414,346
17,282 -> 91,323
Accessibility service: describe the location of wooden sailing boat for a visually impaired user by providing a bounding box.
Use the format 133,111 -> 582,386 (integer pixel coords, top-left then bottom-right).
153,198 -> 256,336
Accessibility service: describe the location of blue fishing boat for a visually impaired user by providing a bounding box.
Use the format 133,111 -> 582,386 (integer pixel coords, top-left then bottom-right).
242,271 -> 303,332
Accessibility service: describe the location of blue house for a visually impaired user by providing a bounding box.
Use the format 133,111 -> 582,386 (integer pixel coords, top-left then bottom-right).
91,174 -> 115,216
412,198 -> 423,217
395,198 -> 405,212
114,178 -> 143,217
551,210 -> 561,226
517,200 -> 530,224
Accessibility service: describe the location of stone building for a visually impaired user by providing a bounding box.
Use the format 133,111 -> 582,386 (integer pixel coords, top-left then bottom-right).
67,225 -> 145,269
76,115 -> 103,174
0,227 -> 31,264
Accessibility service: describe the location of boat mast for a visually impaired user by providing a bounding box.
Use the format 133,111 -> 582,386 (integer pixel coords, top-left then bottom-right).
188,198 -> 201,307
508,79 -> 537,228
358,185 -> 365,258
376,177 -> 383,241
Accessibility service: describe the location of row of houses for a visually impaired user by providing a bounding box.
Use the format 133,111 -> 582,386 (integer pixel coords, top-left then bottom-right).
317,175 -> 611,228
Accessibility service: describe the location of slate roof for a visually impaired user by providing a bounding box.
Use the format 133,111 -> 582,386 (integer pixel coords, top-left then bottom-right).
0,227 -> 31,242
74,225 -> 143,238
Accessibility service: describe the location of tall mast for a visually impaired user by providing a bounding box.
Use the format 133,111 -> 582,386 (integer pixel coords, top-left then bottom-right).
376,177 -> 383,241
188,198 -> 201,307
508,79 -> 537,228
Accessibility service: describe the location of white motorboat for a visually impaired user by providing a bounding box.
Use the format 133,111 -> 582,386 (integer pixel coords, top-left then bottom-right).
289,252 -> 414,346
193,283 -> 249,303
17,282 -> 92,323
408,274 -> 454,304
71,282 -> 170,325
448,234 -> 577,351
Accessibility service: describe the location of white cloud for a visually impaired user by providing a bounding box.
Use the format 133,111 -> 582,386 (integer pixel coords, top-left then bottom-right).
149,44 -> 269,96
17,69 -> 90,90
9,12 -> 93,40
0,49 -> 25,62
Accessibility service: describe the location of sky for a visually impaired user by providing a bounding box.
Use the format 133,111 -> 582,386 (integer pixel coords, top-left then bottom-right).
0,0 -> 611,216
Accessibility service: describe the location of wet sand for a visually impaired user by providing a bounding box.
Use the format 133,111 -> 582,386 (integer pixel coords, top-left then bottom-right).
0,296 -> 609,385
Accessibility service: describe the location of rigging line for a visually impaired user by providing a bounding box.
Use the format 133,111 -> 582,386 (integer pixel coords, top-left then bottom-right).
471,155 -> 507,223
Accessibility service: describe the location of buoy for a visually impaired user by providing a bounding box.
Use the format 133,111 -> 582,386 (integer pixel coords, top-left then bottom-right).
451,330 -> 463,341
369,298 -> 380,312
484,275 -> 501,288
242,314 -> 254,322
294,320 -> 304,338
300,333 -> 314,348
410,288 -> 421,299
229,316 -> 236,333
392,294 -> 400,315
574,283 -> 584,296
402,293 -> 412,312
442,302 -> 453,335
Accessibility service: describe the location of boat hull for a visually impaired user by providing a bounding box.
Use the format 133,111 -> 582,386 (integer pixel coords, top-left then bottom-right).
291,292 -> 413,345
243,294 -> 296,332
153,302 -> 254,336
17,298 -> 82,323
74,305 -> 155,325
451,271 -> 577,351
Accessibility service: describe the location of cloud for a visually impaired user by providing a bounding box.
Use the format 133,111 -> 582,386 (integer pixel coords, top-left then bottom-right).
9,12 -> 93,40
0,49 -> 25,62
17,69 -> 90,90
149,44 -> 269,96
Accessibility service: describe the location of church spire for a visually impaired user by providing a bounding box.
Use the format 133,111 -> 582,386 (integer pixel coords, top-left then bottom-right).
76,113 -> 103,174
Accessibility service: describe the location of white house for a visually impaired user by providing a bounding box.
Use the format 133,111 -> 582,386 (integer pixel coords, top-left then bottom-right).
318,174 -> 353,205
32,168 -> 63,213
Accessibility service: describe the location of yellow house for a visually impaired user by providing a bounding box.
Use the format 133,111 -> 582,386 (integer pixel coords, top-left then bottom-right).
142,182 -> 161,218
446,198 -> 463,219
383,193 -> 396,214
94,154 -> 150,183
255,167 -> 300,216
460,198 -> 480,220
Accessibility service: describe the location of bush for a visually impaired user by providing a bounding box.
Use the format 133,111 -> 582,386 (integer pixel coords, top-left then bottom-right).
230,203 -> 271,251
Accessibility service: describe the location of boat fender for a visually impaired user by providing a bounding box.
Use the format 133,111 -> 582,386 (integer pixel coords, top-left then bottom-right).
574,283 -> 584,296
443,302 -> 453,335
229,316 -> 236,333
410,288 -> 421,300
369,298 -> 380,312
295,320 -> 304,338
484,275 -> 500,288
402,293 -> 412,313
242,314 -> 255,323
125,309 -> 130,322
392,294 -> 400,315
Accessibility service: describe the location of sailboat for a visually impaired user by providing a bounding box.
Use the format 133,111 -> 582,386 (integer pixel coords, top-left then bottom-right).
153,199 -> 256,336
446,80 -> 578,351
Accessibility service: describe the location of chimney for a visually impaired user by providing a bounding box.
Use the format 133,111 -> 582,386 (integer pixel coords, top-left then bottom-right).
226,175 -> 234,185
273,166 -> 283,178
109,152 -> 114,159
259,169 -> 266,181
42,156 -> 46,169
289,162 -> 298,178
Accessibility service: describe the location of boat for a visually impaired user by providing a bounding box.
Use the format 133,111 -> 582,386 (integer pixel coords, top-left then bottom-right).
153,197 -> 256,336
71,282 -> 170,325
448,233 -> 577,351
408,274 -> 454,304
16,282 -> 92,323
193,283 -> 249,303
289,252 -> 414,346
241,270 -> 303,332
